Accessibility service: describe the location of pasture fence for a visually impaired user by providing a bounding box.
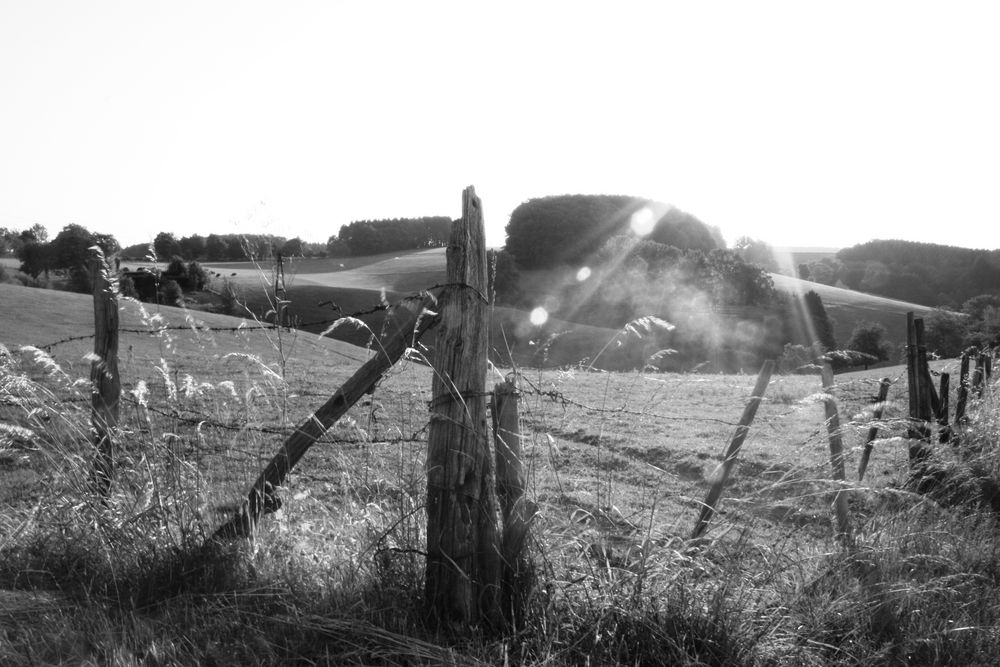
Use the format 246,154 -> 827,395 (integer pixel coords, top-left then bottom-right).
12,190 -> 999,638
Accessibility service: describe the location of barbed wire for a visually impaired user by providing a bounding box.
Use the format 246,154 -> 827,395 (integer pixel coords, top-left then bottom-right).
34,281 -> 487,352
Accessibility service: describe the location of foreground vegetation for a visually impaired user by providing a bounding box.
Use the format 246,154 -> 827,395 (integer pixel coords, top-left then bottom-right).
2,282 -> 1000,665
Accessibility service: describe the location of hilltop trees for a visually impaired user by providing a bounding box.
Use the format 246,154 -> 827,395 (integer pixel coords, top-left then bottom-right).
504,195 -> 723,269
328,217 -> 451,256
812,240 -> 1000,307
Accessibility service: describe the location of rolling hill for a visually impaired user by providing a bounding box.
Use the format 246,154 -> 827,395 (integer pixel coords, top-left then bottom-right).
210,248 -> 942,359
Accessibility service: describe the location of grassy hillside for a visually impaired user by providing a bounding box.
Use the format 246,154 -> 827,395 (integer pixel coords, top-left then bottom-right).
2,282 -> 1000,663
769,272 -> 939,350
212,248 -> 940,368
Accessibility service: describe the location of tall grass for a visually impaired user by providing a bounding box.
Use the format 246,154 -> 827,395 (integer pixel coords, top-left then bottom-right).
2,292 -> 1000,664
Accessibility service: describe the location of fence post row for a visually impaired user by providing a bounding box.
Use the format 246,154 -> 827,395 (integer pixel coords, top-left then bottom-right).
89,247 -> 120,498
424,186 -> 503,631
692,359 -> 775,540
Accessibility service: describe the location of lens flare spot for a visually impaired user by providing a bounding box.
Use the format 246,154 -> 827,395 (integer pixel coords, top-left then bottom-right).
529,307 -> 549,326
630,206 -> 656,237
576,266 -> 591,282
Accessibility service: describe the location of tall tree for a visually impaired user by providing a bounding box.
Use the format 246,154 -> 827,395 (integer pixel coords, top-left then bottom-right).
804,290 -> 838,352
153,232 -> 181,260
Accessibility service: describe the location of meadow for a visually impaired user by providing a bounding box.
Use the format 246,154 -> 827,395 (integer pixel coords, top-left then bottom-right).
0,266 -> 998,664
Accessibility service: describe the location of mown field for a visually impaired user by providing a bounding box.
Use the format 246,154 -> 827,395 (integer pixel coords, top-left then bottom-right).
197,248 -> 941,370
2,278 -> 999,665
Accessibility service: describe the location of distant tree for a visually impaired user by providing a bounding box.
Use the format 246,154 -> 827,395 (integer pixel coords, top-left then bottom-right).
733,236 -> 779,272
924,309 -> 968,358
326,235 -> 350,257
225,236 -> 246,261
17,241 -> 52,278
281,237 -> 304,257
804,290 -> 837,352
961,294 -> 1000,321
797,263 -> 811,281
154,232 -> 181,261
179,234 -> 206,260
49,224 -> 119,292
846,321 -> 892,362
204,234 -> 227,261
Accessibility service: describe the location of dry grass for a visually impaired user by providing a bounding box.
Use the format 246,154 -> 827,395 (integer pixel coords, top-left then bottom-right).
1,281 -> 999,665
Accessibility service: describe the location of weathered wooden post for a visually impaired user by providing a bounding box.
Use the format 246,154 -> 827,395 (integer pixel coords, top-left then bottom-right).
90,247 -> 120,497
955,350 -> 972,430
905,314 -> 931,464
937,372 -> 951,444
212,294 -> 439,540
692,359 -> 775,540
858,377 -> 891,482
491,378 -> 534,627
972,353 -> 986,399
425,186 -> 502,631
821,363 -> 852,545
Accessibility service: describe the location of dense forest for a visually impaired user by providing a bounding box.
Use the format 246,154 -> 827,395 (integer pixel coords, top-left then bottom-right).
798,240 -> 1000,307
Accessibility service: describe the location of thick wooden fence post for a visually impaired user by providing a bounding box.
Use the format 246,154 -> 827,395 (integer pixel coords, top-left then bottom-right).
692,359 -> 775,540
858,377 -> 891,482
425,186 -> 501,631
212,294 -> 439,540
90,247 -> 120,497
821,363 -> 852,545
491,378 -> 534,627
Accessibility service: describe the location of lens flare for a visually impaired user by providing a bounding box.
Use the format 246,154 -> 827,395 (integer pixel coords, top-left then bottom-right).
576,266 -> 591,282
529,307 -> 549,326
630,206 -> 655,237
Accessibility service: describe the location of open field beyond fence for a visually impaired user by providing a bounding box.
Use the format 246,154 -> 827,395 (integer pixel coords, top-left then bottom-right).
1,280 -> 999,665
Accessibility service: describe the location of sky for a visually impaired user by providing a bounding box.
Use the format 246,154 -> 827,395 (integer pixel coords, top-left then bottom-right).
2,1 -> 999,251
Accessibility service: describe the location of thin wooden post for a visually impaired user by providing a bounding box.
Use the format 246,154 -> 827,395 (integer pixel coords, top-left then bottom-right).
906,314 -> 931,464
972,353 -> 986,399
858,377 -> 891,482
953,350 -> 972,448
937,372 -> 951,444
90,247 -> 120,497
692,359 -> 775,540
491,378 -> 533,627
425,186 -> 502,631
821,363 -> 852,545
914,319 -> 937,421
213,294 -> 439,540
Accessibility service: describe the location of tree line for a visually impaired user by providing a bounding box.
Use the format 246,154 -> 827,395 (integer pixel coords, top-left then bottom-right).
798,239 -> 1000,308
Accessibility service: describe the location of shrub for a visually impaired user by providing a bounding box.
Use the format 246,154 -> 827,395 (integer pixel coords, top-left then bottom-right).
160,279 -> 183,306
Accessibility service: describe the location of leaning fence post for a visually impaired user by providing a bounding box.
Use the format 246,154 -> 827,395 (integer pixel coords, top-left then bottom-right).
692,359 -> 775,540
89,247 -> 120,497
425,186 -> 502,632
212,293 -> 439,540
821,363 -> 853,545
858,377 -> 891,482
491,378 -> 534,628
